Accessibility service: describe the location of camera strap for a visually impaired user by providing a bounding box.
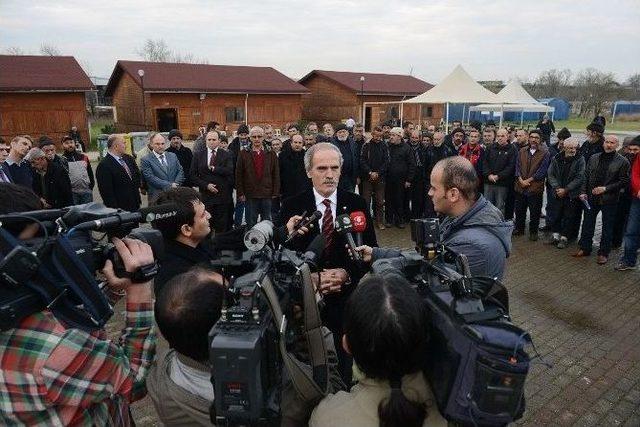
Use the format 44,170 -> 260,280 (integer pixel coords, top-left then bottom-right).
259,263 -> 330,404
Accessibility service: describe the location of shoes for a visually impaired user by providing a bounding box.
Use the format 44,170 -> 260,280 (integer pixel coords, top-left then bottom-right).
556,238 -> 568,249
512,229 -> 524,236
614,262 -> 636,271
378,223 -> 386,230
596,255 -> 608,265
396,223 -> 405,229
545,236 -> 559,245
572,249 -> 590,258
529,233 -> 539,242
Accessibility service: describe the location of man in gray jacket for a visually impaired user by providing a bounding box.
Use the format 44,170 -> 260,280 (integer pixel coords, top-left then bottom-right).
357,156 -> 513,280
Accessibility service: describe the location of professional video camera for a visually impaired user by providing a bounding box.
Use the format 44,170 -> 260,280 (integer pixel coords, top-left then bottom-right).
371,218 -> 535,427
208,220 -> 334,426
0,203 -> 170,332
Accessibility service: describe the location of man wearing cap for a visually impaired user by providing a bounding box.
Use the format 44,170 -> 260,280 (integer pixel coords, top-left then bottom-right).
616,136 -> 640,270
61,135 -> 94,205
537,114 -> 556,144
446,127 -> 466,154
166,129 -> 193,187
513,129 -> 550,241
39,136 -> 69,173
542,127 -> 572,231
330,123 -> 359,192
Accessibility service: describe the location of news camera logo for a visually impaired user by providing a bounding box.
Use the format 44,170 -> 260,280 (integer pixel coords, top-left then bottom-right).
146,210 -> 177,222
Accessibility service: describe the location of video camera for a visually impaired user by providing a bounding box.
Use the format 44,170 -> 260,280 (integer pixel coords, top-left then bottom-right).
371,218 -> 533,426
208,220 -> 332,426
0,203 -> 169,332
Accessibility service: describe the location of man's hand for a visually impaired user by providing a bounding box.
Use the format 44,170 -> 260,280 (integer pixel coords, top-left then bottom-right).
207,183 -> 218,193
315,268 -> 349,295
592,186 -> 606,196
238,195 -> 246,202
354,245 -> 373,263
370,172 -> 379,181
488,174 -> 498,183
171,183 -> 178,188
404,181 -> 411,188
556,188 -> 567,198
102,238 -> 154,301
579,193 -> 588,201
40,198 -> 51,209
286,214 -> 310,236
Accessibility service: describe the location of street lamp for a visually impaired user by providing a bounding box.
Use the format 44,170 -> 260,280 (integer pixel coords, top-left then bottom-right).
360,76 -> 365,128
138,69 -> 146,130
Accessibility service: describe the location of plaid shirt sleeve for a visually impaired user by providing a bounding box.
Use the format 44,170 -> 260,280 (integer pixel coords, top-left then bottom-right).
41,301 -> 156,407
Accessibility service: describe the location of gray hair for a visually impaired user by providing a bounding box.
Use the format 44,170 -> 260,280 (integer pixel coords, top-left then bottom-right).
249,126 -> 264,135
148,131 -> 166,144
390,127 -> 403,136
304,142 -> 343,172
563,137 -> 579,148
24,147 -> 46,162
107,134 -> 124,148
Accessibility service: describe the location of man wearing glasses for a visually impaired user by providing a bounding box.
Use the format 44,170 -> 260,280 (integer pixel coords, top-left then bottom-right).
235,126 -> 280,227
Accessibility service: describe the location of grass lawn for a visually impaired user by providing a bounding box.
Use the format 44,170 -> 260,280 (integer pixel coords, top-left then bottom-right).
88,120 -> 114,150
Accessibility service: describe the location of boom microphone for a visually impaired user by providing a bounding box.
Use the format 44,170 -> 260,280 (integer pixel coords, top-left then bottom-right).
349,211 -> 367,246
285,210 -> 322,243
334,214 -> 361,261
71,204 -> 180,232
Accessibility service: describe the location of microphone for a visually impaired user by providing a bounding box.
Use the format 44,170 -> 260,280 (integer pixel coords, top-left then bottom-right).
334,214 -> 361,261
71,204 -> 180,232
285,210 -> 322,243
349,211 -> 367,246
302,234 -> 325,267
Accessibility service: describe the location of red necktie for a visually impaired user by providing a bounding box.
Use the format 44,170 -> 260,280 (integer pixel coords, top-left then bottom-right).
209,149 -> 216,168
322,199 -> 334,248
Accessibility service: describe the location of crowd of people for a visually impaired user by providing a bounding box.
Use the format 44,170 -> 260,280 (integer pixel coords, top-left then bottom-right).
0,113 -> 639,426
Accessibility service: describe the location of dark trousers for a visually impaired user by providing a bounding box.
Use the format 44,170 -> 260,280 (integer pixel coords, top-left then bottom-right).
271,196 -> 281,220
362,179 -> 385,224
551,197 -> 580,237
385,177 -> 406,224
568,204 -> 583,241
409,177 -> 426,219
578,201 -> 617,256
622,198 -> 640,266
612,195 -> 631,248
245,198 -> 272,228
544,183 -> 559,228
514,192 -> 543,233
207,202 -> 231,233
234,199 -> 245,226
504,185 -> 516,220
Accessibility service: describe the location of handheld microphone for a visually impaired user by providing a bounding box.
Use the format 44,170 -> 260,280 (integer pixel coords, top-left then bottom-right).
71,204 -> 180,232
349,211 -> 367,246
302,234 -> 325,267
334,214 -> 361,261
285,210 -> 322,242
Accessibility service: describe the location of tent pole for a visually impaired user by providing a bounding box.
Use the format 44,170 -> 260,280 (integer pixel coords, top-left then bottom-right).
419,104 -> 423,129
467,106 -> 471,124
445,103 -> 450,133
520,110 -> 524,126
400,102 -> 404,126
462,104 -> 466,125
611,102 -> 617,124
499,104 -> 503,127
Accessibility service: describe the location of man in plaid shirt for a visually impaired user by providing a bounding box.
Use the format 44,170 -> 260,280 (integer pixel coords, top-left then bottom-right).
0,183 -> 156,426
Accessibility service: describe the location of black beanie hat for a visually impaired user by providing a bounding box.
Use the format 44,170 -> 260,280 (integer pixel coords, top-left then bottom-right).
470,121 -> 482,132
451,127 -> 465,136
629,135 -> 640,147
557,127 -> 571,140
168,129 -> 183,140
237,124 -> 250,135
38,136 -> 55,148
586,122 -> 604,134
334,123 -> 348,132
486,120 -> 496,126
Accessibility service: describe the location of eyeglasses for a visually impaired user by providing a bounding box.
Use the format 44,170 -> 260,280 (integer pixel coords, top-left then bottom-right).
0,148 -> 9,152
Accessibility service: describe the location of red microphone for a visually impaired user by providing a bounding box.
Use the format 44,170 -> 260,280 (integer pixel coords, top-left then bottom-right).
350,211 -> 367,246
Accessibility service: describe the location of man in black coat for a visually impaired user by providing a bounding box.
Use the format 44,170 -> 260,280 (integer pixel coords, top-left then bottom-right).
330,124 -> 360,192
166,129 -> 193,187
406,129 -> 427,219
424,131 -> 456,217
278,134 -> 310,201
482,128 -> 517,215
277,142 -> 377,384
190,130 -> 234,233
25,147 -> 73,209
385,127 -> 416,228
96,134 -> 142,212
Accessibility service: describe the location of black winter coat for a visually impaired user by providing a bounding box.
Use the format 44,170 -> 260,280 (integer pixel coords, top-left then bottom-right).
482,143 -> 517,186
387,142 -> 416,182
425,143 -> 456,182
582,152 -> 630,205
31,160 -> 73,208
279,149 -> 310,199
547,153 -> 586,199
359,139 -> 389,180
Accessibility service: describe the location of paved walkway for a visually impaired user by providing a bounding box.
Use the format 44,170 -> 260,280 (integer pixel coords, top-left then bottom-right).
107,225 -> 639,426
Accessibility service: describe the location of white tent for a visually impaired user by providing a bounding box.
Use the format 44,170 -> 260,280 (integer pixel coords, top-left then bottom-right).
402,65 -> 502,132
468,80 -> 554,125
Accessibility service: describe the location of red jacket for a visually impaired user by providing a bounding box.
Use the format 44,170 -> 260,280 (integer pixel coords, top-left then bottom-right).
631,155 -> 640,198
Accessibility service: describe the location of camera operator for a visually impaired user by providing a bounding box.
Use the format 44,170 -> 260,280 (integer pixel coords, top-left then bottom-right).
277,142 -> 377,384
309,274 -> 447,427
357,156 -> 513,280
147,267 -> 225,426
0,183 -> 156,425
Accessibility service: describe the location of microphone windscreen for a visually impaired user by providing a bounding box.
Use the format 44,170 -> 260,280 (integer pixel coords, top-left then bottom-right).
350,211 -> 367,233
305,234 -> 325,260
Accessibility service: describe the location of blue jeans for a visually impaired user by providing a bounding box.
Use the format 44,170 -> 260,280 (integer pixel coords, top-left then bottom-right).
622,198 -> 640,266
72,192 -> 93,205
245,198 -> 272,228
578,200 -> 617,256
234,200 -> 245,226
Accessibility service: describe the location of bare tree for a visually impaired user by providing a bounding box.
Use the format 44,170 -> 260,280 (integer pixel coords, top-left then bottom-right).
136,38 -> 208,64
627,73 -> 640,94
574,68 -> 620,116
529,69 -> 573,98
5,46 -> 26,55
40,43 -> 61,56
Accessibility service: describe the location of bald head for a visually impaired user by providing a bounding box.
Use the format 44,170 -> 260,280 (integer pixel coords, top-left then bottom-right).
603,134 -> 619,153
433,131 -> 445,146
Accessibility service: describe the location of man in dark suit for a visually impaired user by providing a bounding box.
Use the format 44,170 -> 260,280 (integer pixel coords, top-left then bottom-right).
140,132 -> 185,201
277,142 -> 377,384
96,134 -> 142,212
25,147 -> 73,209
0,138 -> 12,183
190,130 -> 234,233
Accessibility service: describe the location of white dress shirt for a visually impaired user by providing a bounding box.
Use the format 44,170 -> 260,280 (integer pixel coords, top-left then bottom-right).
313,188 -> 337,229
154,150 -> 167,167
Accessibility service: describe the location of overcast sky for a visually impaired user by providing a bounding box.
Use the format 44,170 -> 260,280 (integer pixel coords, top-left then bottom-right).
1,0 -> 638,84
